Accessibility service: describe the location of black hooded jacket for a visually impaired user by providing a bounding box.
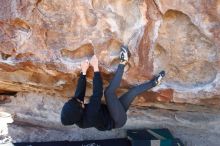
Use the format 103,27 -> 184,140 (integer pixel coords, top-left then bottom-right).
61,72 -> 114,131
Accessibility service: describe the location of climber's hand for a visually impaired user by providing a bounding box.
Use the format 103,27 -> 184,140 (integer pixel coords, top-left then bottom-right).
90,55 -> 99,72
81,59 -> 89,75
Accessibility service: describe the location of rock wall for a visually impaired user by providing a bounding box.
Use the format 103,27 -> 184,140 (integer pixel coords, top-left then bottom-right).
0,0 -> 220,145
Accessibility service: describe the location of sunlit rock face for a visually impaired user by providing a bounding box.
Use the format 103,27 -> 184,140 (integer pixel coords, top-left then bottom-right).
0,0 -> 150,97
153,0 -> 220,105
0,0 -> 220,144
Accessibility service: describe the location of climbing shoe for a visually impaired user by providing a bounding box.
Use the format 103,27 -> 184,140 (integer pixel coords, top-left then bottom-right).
119,45 -> 130,62
153,70 -> 165,86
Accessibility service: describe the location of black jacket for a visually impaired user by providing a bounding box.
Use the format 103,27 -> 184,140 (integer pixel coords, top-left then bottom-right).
76,103 -> 114,131
61,72 -> 114,131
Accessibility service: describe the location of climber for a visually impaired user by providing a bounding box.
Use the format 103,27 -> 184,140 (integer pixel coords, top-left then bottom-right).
61,45 -> 165,131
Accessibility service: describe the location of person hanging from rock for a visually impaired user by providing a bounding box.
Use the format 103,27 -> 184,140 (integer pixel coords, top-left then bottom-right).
61,45 -> 165,131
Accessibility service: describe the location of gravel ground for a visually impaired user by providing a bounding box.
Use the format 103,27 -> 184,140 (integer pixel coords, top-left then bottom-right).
6,108 -> 220,146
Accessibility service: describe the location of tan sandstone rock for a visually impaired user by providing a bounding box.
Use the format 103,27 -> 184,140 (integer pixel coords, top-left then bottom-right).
0,0 -> 220,144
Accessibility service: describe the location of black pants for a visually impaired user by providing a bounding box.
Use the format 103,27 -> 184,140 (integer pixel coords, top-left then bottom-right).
104,64 -> 156,128
74,64 -> 156,128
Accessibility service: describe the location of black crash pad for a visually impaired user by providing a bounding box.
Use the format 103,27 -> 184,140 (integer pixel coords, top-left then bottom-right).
14,138 -> 131,146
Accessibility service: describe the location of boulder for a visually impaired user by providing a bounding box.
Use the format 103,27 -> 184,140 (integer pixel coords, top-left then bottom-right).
0,0 -> 219,145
